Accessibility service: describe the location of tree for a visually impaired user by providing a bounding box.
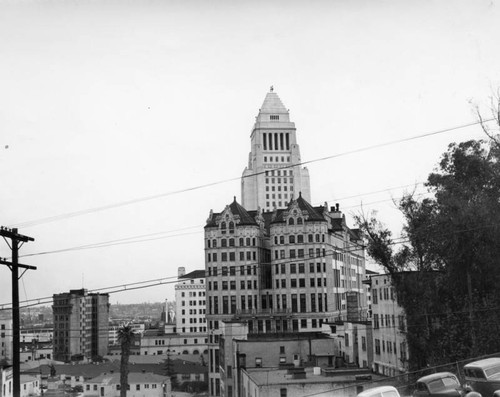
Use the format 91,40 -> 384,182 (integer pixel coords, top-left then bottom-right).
117,324 -> 135,397
163,349 -> 179,390
357,132 -> 500,369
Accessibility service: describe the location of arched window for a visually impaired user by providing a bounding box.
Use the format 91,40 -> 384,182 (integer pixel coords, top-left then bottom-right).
288,218 -> 295,225
274,236 -> 278,244
229,221 -> 235,234
193,350 -> 200,355
221,221 -> 227,234
246,237 -> 251,246
239,237 -> 244,246
212,239 -> 217,248
297,217 -> 303,225
221,239 -> 227,248
207,240 -> 211,248
229,238 -> 235,247
182,350 -> 189,355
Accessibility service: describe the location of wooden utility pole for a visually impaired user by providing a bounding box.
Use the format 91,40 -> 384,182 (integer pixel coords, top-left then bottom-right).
0,227 -> 35,397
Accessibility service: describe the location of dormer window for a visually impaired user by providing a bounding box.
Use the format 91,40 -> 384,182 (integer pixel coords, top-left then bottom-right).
270,115 -> 279,121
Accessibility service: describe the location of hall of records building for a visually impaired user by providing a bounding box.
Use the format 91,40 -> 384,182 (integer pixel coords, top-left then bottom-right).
204,89 -> 369,397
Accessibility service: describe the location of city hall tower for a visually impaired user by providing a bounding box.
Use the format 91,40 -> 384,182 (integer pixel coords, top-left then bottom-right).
241,87 -> 311,211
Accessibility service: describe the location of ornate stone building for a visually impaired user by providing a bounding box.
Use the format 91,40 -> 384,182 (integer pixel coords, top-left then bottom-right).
205,89 -> 368,397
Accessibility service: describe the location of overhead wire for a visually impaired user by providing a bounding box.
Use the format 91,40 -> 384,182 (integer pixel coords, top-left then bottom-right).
15,189 -> 431,259
8,119 -> 493,229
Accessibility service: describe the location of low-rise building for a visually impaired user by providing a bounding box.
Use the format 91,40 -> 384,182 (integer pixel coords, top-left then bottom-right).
1,366 -> 41,397
83,372 -> 170,397
241,366 -> 381,397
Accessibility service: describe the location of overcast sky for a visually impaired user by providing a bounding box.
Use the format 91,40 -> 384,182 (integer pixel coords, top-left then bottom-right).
1,0 -> 499,307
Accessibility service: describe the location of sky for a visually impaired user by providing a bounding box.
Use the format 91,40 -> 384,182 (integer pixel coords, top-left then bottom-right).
1,0 -> 499,307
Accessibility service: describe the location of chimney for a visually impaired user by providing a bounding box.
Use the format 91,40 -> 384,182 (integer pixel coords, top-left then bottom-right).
178,267 -> 186,278
336,203 -> 339,212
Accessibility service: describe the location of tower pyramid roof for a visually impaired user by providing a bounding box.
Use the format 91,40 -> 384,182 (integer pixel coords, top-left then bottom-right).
259,88 -> 288,114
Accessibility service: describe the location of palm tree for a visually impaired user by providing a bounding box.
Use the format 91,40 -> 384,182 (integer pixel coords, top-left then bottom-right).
117,324 -> 135,397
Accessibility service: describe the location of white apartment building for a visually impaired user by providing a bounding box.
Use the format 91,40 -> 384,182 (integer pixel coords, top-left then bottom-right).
175,267 -> 207,335
370,273 -> 408,376
83,372 -> 170,397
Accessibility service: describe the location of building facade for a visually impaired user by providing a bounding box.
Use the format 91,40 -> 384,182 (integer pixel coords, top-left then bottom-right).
241,88 -> 311,212
0,316 -> 12,364
52,289 -> 110,362
205,90 -> 368,397
369,274 -> 408,376
83,372 -> 170,397
175,267 -> 207,335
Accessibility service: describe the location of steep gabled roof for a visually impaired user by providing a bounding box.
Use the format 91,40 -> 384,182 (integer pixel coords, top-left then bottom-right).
271,193 -> 325,224
228,198 -> 258,225
205,197 -> 258,228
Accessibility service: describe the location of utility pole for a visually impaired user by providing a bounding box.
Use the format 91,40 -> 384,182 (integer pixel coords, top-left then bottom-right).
0,227 -> 36,397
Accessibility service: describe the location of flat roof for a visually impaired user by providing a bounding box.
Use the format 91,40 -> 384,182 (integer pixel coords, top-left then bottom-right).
245,367 -> 381,387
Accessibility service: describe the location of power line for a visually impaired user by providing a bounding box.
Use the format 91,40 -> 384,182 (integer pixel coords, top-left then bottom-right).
9,119 -> 492,229
16,190 -> 431,259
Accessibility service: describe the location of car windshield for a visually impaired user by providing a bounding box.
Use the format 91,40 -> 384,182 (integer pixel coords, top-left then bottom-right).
427,377 -> 459,392
485,365 -> 500,378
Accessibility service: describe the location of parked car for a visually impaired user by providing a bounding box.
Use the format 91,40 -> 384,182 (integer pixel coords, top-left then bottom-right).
413,372 -> 465,396
357,385 -> 401,397
464,358 -> 500,397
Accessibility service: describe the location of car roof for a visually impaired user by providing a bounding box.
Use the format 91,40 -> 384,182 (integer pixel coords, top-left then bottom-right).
357,385 -> 400,397
464,358 -> 500,369
417,372 -> 458,384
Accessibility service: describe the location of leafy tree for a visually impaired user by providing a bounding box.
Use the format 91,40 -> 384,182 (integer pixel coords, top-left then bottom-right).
117,324 -> 135,397
357,129 -> 500,369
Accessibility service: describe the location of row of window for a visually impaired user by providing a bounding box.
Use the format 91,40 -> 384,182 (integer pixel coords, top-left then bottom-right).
208,265 -> 257,277
180,308 -> 206,315
208,293 -> 328,314
207,250 -> 258,263
247,317 -> 325,334
274,277 -> 327,289
372,287 -> 395,304
86,383 -> 159,392
274,233 -> 325,245
180,300 -> 205,306
373,314 -> 405,330
276,262 -> 326,274
181,327 -> 207,333
266,177 -> 293,184
265,169 -> 293,176
180,291 -> 205,297
180,317 -> 206,324
374,339 -> 407,360
207,237 -> 257,248
262,132 -> 290,151
208,280 -> 258,291
274,248 -> 326,259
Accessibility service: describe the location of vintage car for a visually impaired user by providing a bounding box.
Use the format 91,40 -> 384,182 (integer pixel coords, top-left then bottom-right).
464,357 -> 500,396
413,372 -> 465,396
357,385 -> 401,397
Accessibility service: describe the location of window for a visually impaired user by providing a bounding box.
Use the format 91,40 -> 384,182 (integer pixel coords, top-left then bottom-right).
280,389 -> 287,397
255,358 -> 262,367
136,385 -> 140,391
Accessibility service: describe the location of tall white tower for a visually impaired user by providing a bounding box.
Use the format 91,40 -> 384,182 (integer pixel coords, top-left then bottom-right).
241,87 -> 311,212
